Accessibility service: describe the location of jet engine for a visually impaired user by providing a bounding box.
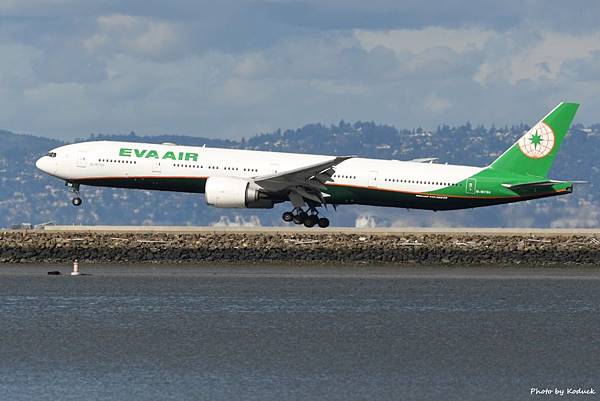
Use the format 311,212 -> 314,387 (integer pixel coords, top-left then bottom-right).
205,176 -> 273,208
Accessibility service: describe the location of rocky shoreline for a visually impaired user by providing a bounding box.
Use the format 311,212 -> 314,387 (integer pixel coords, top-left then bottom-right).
1,230 -> 599,266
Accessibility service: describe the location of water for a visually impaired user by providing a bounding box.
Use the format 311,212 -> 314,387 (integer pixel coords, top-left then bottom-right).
0,265 -> 599,401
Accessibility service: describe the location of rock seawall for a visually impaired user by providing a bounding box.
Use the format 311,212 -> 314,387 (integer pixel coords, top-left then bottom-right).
1,231 -> 599,265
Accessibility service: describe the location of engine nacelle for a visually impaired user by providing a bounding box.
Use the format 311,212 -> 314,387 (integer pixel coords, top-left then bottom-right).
205,176 -> 274,208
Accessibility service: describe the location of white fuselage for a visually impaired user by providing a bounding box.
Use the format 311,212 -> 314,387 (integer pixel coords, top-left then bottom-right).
36,141 -> 482,194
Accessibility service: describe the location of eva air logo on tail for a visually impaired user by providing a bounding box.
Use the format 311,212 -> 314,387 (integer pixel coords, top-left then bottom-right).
518,122 -> 555,159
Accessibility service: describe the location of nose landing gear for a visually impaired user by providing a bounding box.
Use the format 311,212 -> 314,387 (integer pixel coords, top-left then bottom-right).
281,207 -> 330,229
66,182 -> 83,207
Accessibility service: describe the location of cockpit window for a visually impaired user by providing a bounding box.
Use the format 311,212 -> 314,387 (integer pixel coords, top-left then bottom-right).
47,152 -> 57,158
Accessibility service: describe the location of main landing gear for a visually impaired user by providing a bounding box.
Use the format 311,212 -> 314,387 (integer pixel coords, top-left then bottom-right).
66,182 -> 83,207
282,207 -> 329,228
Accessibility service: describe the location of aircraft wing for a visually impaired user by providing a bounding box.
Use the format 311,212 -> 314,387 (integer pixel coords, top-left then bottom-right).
254,156 -> 353,207
502,180 -> 588,190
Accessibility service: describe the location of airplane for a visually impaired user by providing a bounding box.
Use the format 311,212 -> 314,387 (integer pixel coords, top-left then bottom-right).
36,102 -> 583,228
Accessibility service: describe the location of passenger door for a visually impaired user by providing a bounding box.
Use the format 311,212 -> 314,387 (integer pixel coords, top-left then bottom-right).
466,178 -> 476,194
368,170 -> 379,188
76,151 -> 87,168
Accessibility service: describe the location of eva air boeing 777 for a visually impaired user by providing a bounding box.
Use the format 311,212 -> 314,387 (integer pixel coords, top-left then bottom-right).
36,102 -> 583,228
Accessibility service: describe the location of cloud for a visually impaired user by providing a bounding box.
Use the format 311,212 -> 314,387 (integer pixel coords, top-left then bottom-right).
0,0 -> 77,14
32,44 -> 107,84
84,14 -> 186,61
561,50 -> 600,81
476,31 -> 600,84
423,94 -> 452,113
3,1 -> 600,140
355,27 -> 494,54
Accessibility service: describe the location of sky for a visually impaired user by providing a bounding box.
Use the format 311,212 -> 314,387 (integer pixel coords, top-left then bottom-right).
1,0 -> 599,140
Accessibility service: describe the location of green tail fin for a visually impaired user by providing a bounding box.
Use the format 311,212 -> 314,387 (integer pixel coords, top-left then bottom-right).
489,102 -> 579,177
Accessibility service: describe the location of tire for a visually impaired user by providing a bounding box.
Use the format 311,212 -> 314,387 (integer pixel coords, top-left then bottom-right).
293,212 -> 308,224
72,197 -> 82,206
282,212 -> 294,222
317,217 -> 329,228
304,217 -> 317,228
304,215 -> 318,228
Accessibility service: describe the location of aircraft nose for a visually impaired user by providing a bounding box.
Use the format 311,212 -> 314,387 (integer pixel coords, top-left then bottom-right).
36,156 -> 54,175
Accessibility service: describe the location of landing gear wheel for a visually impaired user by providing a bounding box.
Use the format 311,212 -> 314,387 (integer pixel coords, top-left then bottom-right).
317,217 -> 330,228
282,212 -> 294,222
304,215 -> 318,228
293,211 -> 307,225
66,182 -> 82,207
